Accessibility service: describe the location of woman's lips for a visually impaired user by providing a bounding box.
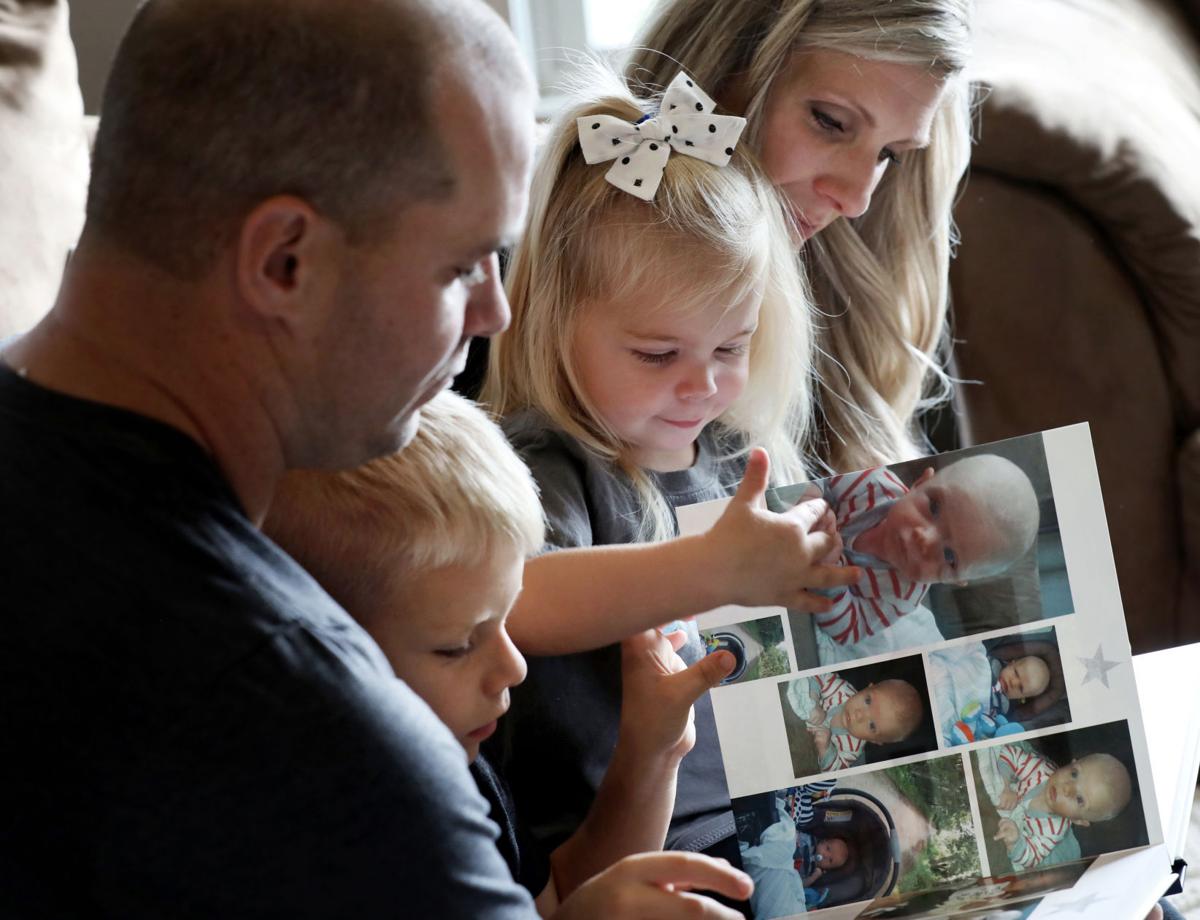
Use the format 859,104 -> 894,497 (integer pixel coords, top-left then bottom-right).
661,418 -> 703,429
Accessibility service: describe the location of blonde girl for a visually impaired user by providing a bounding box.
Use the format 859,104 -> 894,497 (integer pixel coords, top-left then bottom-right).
481,69 -> 858,866
627,0 -> 974,473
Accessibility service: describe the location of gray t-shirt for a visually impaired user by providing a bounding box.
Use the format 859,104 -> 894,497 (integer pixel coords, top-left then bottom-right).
0,364 -> 535,919
488,409 -> 747,853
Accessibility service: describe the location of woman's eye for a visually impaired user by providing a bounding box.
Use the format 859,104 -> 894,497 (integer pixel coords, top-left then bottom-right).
878,147 -> 901,166
634,351 -> 675,365
456,262 -> 488,286
717,344 -> 749,358
812,107 -> 843,133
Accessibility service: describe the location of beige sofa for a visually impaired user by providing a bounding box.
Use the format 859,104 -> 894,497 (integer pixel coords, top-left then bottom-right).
950,0 -> 1200,653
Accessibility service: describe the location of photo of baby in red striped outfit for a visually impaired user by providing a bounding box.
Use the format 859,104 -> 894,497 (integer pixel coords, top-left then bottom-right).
805,454 -> 1039,648
970,721 -> 1147,874
779,655 -> 936,779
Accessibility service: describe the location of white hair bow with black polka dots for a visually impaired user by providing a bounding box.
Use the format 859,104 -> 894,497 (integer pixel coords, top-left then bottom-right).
577,72 -> 747,202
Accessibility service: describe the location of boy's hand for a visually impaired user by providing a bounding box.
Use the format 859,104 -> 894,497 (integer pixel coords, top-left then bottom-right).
705,449 -> 860,613
998,786 -> 1020,811
617,628 -> 734,763
994,818 -> 1020,847
554,852 -> 752,920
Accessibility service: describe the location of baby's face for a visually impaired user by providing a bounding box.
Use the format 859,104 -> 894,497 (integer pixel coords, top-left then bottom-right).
843,682 -> 913,744
873,468 -> 1002,584
814,837 -> 849,869
998,657 -> 1050,700
1045,758 -> 1118,824
365,541 -> 528,762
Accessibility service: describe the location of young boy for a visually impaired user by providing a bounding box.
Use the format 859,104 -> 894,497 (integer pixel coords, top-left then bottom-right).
991,743 -> 1132,870
810,454 -> 1040,646
803,673 -> 924,771
263,391 -> 740,916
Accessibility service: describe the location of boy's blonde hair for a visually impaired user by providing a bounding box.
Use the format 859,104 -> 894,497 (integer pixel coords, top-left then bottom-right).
264,391 -> 545,616
483,64 -> 814,541
627,0 -> 974,474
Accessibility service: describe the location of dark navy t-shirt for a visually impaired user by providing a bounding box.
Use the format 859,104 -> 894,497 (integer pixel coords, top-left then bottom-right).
0,363 -> 535,919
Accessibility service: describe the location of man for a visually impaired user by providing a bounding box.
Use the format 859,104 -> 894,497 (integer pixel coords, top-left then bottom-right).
0,1 -> 750,916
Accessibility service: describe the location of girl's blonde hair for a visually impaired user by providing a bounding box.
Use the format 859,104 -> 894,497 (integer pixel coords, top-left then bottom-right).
483,66 -> 814,541
627,0 -> 974,473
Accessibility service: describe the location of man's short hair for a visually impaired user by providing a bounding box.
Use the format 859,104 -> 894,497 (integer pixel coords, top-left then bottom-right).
88,0 -> 478,278
264,391 -> 545,617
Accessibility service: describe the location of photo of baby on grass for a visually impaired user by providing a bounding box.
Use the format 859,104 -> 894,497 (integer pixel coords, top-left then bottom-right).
970,721 -> 1147,875
777,655 -> 936,779
768,433 -> 1073,671
929,626 -> 1071,747
732,756 -> 980,918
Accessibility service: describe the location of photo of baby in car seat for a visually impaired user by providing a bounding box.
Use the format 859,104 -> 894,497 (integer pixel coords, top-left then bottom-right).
733,755 -> 980,918
929,626 -> 1071,747
778,655 -> 937,779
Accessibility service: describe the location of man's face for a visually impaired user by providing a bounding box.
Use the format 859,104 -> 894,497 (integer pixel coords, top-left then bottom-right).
309,68 -> 534,467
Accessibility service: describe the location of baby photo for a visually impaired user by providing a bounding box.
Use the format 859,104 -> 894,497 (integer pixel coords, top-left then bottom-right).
768,433 -> 1073,670
777,655 -> 936,779
969,720 -> 1147,875
928,626 -> 1071,747
700,614 -> 790,685
732,755 -> 980,918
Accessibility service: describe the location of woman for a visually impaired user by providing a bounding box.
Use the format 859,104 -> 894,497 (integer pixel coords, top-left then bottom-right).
626,0 -> 973,474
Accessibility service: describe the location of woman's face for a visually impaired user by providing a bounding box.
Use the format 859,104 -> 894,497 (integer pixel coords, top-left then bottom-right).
757,49 -> 948,241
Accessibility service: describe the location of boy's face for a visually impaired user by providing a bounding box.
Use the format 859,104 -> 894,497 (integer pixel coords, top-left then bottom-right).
366,540 -> 527,762
871,467 -> 1001,584
843,682 -> 913,744
814,837 -> 849,869
1045,758 -> 1117,825
998,656 -> 1050,700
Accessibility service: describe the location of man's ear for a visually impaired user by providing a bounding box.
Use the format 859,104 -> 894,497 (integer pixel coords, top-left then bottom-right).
234,195 -> 331,329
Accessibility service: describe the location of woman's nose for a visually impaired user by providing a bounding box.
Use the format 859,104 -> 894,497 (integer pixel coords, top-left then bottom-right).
816,157 -> 879,220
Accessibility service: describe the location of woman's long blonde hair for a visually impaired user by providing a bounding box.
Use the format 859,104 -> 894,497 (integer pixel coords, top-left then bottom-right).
483,67 -> 814,541
627,0 -> 974,474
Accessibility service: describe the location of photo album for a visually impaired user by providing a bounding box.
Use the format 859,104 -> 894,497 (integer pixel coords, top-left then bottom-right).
677,423 -> 1190,919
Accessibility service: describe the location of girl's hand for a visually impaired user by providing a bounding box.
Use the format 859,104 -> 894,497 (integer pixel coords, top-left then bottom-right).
553,852 -> 752,920
998,786 -> 1020,810
809,725 -> 831,756
617,627 -> 734,764
704,448 -> 860,613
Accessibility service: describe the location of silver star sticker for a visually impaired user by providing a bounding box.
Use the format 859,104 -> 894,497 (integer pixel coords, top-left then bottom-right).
1078,645 -> 1121,688
1044,890 -> 1109,913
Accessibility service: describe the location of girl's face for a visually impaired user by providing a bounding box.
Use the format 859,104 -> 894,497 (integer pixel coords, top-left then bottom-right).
756,49 -> 947,241
571,284 -> 760,472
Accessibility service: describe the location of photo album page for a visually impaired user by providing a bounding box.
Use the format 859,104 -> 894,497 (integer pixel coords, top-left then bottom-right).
677,424 -> 1169,920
